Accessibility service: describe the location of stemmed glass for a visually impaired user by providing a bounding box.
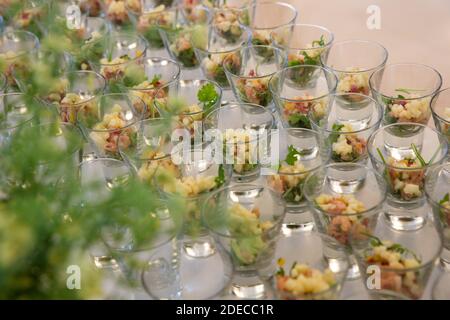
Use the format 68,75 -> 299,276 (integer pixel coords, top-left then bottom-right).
350,216 -> 442,300
269,65 -> 338,129
370,63 -> 442,125
9,0 -> 48,38
154,79 -> 222,143
274,230 -> 349,300
430,87 -> 450,154
309,93 -> 383,163
124,57 -> 181,119
88,33 -> 148,92
223,45 -> 287,109
425,162 -> 450,267
203,102 -> 275,182
202,183 -> 286,299
303,163 -> 388,279
0,30 -> 40,87
320,40 -> 388,101
271,24 -> 334,70
239,1 -> 297,51
77,93 -> 146,159
266,128 -> 330,233
368,123 -> 448,231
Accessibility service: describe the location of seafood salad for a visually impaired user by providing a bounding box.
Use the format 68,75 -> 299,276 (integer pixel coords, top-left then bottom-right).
363,236 -> 422,299
236,69 -> 271,107
224,129 -> 259,175
201,52 -> 229,87
287,36 -> 326,68
383,91 -> 431,125
228,203 -> 274,266
137,5 -> 175,48
276,260 -> 336,300
330,123 -> 367,162
131,74 -> 167,118
59,92 -> 98,124
105,0 -> 130,25
213,8 -> 243,42
336,67 -> 370,101
315,194 -> 369,245
282,94 -> 327,129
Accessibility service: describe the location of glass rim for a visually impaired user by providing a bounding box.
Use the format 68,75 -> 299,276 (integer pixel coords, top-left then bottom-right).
367,122 -> 449,170
193,29 -> 252,55
154,79 -> 223,116
201,183 -> 286,238
126,56 -> 181,90
269,64 -> 338,102
430,87 -> 450,124
320,39 -> 388,74
77,93 -> 146,132
0,30 -> 40,59
58,70 -> 107,107
78,157 -> 132,172
222,45 -> 286,79
0,92 -> 35,130
424,162 -> 450,208
308,93 -> 383,134
270,23 -> 334,50
303,162 -> 388,215
242,1 -> 298,31
369,63 -> 443,101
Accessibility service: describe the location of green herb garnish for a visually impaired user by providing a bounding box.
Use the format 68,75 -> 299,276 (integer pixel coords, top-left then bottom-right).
198,83 -> 219,113
411,143 -> 427,167
150,74 -> 162,87
285,145 -> 302,165
440,193 -> 450,205
366,233 -> 422,263
329,123 -> 345,144
215,164 -> 225,187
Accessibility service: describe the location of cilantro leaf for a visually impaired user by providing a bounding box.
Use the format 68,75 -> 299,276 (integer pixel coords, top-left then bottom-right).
329,123 -> 345,144
285,145 -> 302,165
440,193 -> 450,205
288,113 -> 311,128
198,83 -> 219,113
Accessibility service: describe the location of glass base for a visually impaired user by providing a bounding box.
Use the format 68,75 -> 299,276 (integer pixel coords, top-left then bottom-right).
440,248 -> 450,271
347,255 -> 361,280
281,210 -> 315,235
281,222 -> 314,235
227,274 -> 274,299
183,239 -> 216,258
384,212 -> 426,231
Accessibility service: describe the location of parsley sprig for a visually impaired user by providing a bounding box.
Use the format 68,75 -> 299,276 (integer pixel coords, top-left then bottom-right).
198,83 -> 219,113
284,145 -> 302,165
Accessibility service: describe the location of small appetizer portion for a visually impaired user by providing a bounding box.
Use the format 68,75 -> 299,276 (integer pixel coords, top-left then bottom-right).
224,129 -> 259,175
330,123 -> 367,162
169,31 -> 198,68
228,203 -> 274,266
201,53 -> 229,87
276,260 -> 336,300
213,8 -> 243,43
315,194 -> 369,245
131,74 -> 167,118
364,235 -> 422,299
336,67 -> 370,102
236,70 -> 271,107
137,5 -> 175,48
59,92 -> 98,124
383,91 -> 431,124
105,0 -> 130,25
281,94 -> 326,129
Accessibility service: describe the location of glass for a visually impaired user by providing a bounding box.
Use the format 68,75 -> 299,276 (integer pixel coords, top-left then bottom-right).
425,163 -> 450,267
203,102 -> 275,182
309,93 -> 383,163
271,24 -> 334,70
370,63 -> 442,125
202,183 -> 286,299
321,40 -> 388,101
9,0 -> 48,38
303,163 -> 388,279
126,57 -> 181,119
432,271 -> 450,299
223,45 -> 287,108
430,87 -> 450,152
368,123 -> 448,231
154,79 -> 222,143
88,33 -> 148,91
46,70 -> 107,124
274,230 -> 349,300
266,128 -> 330,232
194,24 -> 251,89
154,143 -> 233,258
77,93 -> 146,158
269,65 -> 338,129
103,0 -> 134,31
240,1 -> 297,51
159,5 -> 211,70
0,93 -> 35,145
0,30 -> 39,86
350,217 -> 442,300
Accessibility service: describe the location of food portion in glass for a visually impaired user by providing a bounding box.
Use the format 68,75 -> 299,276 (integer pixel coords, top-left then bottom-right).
431,87 -> 450,146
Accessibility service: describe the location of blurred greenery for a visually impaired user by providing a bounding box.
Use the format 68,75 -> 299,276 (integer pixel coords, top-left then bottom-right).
0,0 -> 183,299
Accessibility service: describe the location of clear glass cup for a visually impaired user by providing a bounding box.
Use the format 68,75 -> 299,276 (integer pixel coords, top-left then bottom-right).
271,23 -> 334,70
202,183 -> 286,299
194,24 -> 251,89
274,230 -> 349,300
154,143 -> 233,258
432,271 -> 450,299
0,30 -> 40,86
203,102 -> 275,182
159,5 -> 211,70
303,163 -> 388,279
320,40 -> 388,101
368,123 -> 448,231
154,79 -> 222,143
44,70 -> 107,124
370,63 -> 442,125
266,128 -> 330,232
309,93 -> 383,163
350,216 -> 442,300
240,1 -> 297,51
77,93 -> 146,158
9,0 -> 48,38
0,93 -> 35,146
103,0 -> 135,31
269,65 -> 338,129
430,87 -> 450,153
125,57 -> 181,119
88,33 -> 148,91
425,162 -> 450,267
223,45 -> 287,109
